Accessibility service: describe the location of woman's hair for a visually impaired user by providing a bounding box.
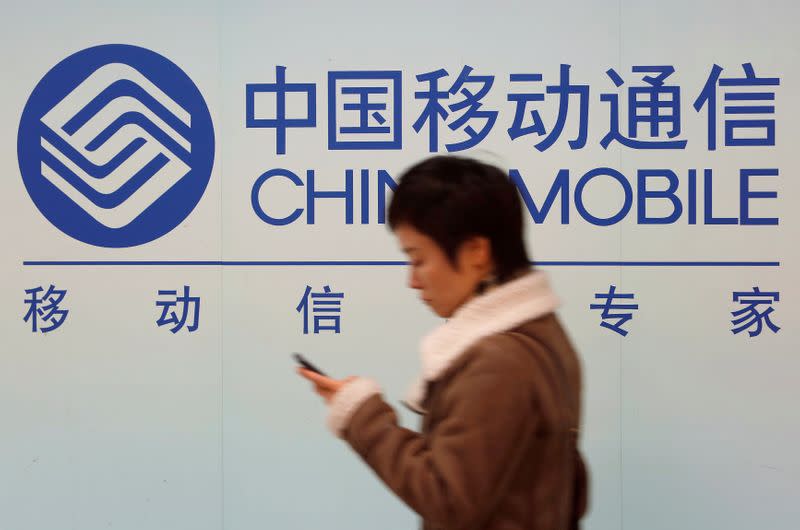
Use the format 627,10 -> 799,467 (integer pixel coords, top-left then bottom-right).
387,155 -> 531,282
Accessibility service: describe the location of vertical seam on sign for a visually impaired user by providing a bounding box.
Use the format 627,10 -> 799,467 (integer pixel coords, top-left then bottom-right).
217,1 -> 225,528
618,1 -> 625,530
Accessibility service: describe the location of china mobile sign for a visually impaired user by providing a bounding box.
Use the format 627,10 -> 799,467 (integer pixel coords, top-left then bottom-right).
246,64 -> 780,227
19,51 -> 780,245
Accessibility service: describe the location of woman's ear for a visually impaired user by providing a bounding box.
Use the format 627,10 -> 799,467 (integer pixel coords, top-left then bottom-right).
459,236 -> 493,272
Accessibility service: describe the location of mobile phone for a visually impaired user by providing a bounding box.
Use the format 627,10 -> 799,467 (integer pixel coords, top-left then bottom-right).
292,352 -> 328,377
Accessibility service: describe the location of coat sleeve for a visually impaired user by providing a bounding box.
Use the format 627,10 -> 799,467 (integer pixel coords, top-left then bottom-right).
333,337 -> 540,530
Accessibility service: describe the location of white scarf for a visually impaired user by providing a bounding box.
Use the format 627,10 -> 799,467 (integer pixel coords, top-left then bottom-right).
403,271 -> 560,413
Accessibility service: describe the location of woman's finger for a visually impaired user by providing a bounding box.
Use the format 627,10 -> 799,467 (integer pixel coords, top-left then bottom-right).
297,368 -> 335,387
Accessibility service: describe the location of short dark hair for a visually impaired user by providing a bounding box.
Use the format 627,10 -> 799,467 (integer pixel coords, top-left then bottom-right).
388,155 -> 531,282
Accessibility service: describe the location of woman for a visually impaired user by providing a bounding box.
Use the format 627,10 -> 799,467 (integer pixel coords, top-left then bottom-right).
298,155 -> 588,530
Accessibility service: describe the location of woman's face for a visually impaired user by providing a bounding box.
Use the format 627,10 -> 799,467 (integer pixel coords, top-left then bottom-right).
394,224 -> 491,318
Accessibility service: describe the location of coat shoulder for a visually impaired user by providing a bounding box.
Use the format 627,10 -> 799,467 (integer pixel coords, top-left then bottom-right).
446,324 -> 546,383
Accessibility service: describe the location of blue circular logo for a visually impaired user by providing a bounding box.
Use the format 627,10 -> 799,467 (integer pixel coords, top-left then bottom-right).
18,44 -> 214,247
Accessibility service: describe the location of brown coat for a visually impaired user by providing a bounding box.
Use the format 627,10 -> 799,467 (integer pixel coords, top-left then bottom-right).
340,313 -> 587,530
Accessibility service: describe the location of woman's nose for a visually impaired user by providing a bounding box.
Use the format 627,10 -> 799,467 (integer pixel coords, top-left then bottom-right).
408,270 -> 422,290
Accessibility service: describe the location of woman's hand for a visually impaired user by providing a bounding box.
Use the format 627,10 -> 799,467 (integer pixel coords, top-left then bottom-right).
297,368 -> 357,404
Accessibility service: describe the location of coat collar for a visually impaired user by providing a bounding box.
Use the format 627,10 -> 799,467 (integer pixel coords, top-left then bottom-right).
403,270 -> 559,413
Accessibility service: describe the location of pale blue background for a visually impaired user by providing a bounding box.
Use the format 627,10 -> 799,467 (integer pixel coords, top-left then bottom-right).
1,1 -> 798,529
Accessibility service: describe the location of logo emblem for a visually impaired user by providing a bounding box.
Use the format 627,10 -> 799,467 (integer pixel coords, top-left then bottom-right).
18,44 -> 214,247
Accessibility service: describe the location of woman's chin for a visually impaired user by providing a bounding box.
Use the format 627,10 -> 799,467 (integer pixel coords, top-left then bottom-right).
431,305 -> 453,319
